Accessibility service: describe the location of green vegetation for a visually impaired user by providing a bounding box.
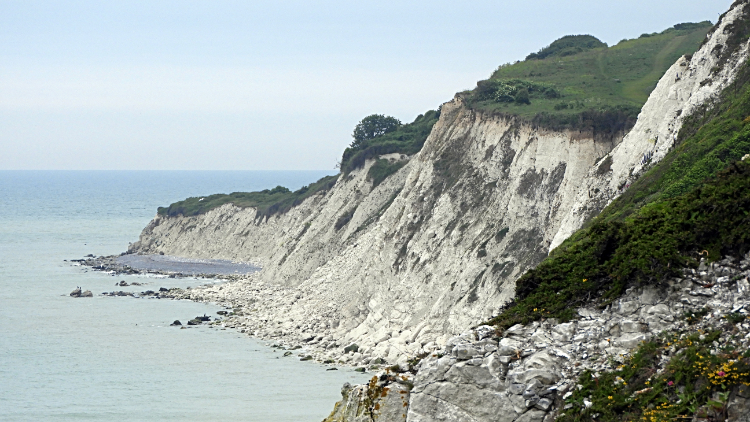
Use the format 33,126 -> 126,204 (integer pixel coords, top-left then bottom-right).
157,175 -> 339,219
488,159 -> 750,329
464,22 -> 712,133
598,63 -> 750,222
488,56 -> 750,330
367,158 -> 408,187
526,35 -> 607,60
351,114 -> 402,149
340,110 -> 440,174
559,330 -> 750,421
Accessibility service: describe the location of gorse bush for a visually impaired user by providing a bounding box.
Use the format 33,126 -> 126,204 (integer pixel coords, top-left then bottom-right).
559,331 -> 750,421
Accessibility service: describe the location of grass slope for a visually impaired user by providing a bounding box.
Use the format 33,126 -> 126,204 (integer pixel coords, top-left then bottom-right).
465,22 -> 711,132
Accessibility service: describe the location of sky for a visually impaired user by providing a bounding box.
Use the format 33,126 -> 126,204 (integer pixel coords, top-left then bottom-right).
0,0 -> 735,170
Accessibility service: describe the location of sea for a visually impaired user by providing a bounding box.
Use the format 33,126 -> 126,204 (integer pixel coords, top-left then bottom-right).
0,171 -> 369,422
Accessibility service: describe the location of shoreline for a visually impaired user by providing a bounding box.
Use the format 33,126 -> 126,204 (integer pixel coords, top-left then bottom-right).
77,254 -> 394,372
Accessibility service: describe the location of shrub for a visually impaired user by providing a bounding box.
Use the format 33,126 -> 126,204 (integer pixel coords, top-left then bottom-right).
514,88 -> 530,105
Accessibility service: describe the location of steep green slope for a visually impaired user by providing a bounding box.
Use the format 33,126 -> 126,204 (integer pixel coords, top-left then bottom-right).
465,22 -> 712,132
488,59 -> 750,330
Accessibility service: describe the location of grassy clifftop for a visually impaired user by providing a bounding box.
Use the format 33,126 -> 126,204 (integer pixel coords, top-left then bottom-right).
465,22 -> 712,133
157,175 -> 339,219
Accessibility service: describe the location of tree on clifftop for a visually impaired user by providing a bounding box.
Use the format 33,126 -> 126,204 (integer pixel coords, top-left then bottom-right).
351,114 -> 401,149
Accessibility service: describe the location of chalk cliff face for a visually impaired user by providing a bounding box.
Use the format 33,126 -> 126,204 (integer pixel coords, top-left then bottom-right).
131,1 -> 750,369
551,3 -> 750,249
132,104 -> 618,359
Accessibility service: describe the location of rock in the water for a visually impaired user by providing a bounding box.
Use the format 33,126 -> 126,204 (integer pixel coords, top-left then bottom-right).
80,290 -> 93,297
187,319 -> 202,325
69,287 -> 82,297
170,320 -> 182,326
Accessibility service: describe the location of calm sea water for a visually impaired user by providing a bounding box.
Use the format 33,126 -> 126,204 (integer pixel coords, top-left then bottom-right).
0,171 -> 367,422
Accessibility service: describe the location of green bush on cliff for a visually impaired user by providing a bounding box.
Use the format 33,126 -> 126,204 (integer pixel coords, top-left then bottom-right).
340,110 -> 440,174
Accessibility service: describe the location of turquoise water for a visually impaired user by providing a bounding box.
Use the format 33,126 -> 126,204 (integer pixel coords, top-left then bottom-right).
0,171 -> 366,421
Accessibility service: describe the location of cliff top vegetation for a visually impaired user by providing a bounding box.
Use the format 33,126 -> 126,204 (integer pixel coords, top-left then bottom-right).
157,175 -> 339,219
465,22 -> 712,133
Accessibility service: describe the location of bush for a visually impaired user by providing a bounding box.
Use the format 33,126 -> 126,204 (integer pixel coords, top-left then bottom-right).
351,115 -> 402,149
514,88 -> 530,105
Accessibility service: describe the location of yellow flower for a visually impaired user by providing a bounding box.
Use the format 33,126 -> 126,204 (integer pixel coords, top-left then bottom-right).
582,279 -> 588,282
608,396 -> 613,400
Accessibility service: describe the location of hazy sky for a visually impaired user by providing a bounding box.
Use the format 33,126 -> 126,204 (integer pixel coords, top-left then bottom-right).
0,0 -> 734,170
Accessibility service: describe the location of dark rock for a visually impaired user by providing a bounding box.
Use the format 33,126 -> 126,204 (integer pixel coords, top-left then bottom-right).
283,351 -> 293,357
300,356 -> 313,361
195,314 -> 211,322
159,287 -> 168,292
118,280 -> 129,286
354,367 -> 366,373
80,290 -> 93,297
187,319 -> 202,325
344,343 -> 359,353
69,287 -> 82,297
143,290 -> 155,295
217,310 -> 228,316
326,367 -> 338,371
302,336 -> 316,342
170,320 -> 182,326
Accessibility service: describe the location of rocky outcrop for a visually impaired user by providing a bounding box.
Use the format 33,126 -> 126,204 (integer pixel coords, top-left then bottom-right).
333,252 -> 750,421
69,287 -> 92,298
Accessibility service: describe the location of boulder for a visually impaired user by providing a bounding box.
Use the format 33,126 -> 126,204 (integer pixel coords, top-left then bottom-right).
170,320 -> 182,326
80,290 -> 93,297
69,287 -> 82,297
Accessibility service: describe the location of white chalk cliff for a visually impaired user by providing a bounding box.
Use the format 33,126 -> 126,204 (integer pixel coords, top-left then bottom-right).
131,1 -> 750,373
